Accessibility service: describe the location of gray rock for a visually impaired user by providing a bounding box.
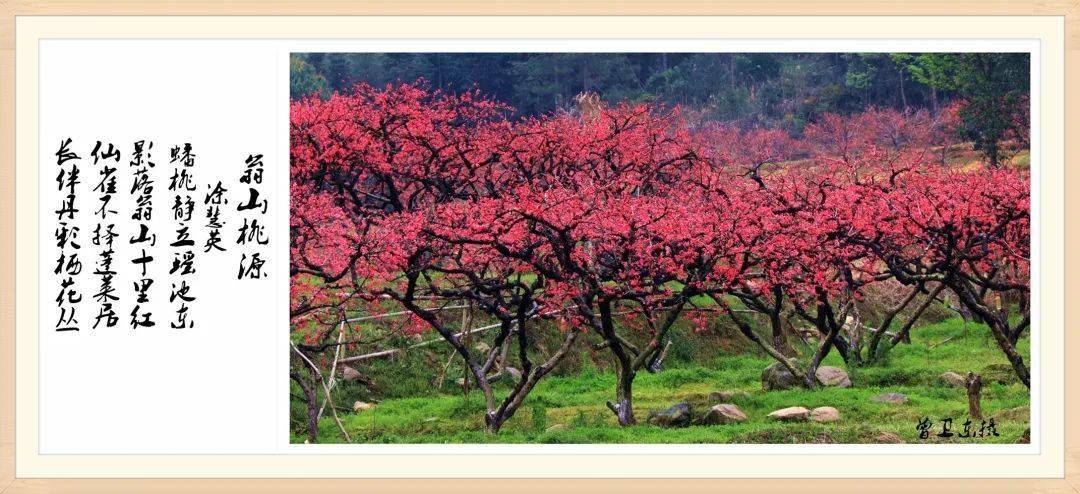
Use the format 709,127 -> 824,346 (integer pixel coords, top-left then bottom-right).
767,406 -> 810,422
762,359 -> 802,391
871,392 -> 909,404
700,404 -> 748,425
940,371 -> 967,387
648,402 -> 693,428
340,366 -> 362,381
709,390 -> 751,402
810,406 -> 841,423
815,366 -> 852,388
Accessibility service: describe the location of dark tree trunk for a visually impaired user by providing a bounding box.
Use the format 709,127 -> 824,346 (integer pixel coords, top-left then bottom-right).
866,283 -> 923,363
607,365 -> 637,426
598,300 -> 637,426
291,370 -> 319,443
769,287 -> 788,355
804,323 -> 838,388
803,300 -> 847,388
771,310 -> 786,354
985,316 -> 1031,388
951,283 -> 1030,388
718,295 -> 806,384
898,67 -> 908,109
889,283 -> 946,347
486,320 -> 581,434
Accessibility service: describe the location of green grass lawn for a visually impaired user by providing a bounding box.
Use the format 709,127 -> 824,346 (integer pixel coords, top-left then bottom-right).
294,317 -> 1029,444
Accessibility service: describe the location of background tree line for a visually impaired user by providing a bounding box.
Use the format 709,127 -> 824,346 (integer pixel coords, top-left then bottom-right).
291,52 -> 1029,140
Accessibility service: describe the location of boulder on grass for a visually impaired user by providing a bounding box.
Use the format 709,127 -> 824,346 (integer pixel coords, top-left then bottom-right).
709,390 -> 751,403
340,366 -> 362,381
814,366 -> 852,388
871,392 -> 909,404
762,359 -> 802,391
810,406 -> 841,423
352,401 -> 376,412
940,371 -> 967,388
767,406 -> 810,422
648,402 -> 692,428
700,404 -> 748,425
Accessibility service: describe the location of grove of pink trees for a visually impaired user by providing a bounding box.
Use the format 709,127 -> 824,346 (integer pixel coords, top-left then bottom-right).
289,83 -> 1030,437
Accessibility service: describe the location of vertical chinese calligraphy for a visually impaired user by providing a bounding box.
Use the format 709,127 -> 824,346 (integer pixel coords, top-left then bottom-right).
54,139 -> 83,331
204,180 -> 229,254
129,140 -> 157,329
236,154 -> 269,279
90,140 -> 121,328
169,144 -> 198,329
49,137 -> 269,333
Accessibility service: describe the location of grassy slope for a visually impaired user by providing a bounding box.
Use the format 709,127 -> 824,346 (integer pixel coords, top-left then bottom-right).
295,317 -> 1029,444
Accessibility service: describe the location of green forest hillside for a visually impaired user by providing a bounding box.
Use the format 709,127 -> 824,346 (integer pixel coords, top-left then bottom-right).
291,52 -> 1028,134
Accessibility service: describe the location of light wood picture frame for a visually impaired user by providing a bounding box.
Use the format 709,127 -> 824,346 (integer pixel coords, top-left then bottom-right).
1,2 -> 1077,492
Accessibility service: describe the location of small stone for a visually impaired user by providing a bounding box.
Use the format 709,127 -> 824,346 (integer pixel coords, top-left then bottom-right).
709,390 -> 751,402
815,366 -> 852,388
871,392 -> 909,404
940,371 -> 967,387
648,402 -> 693,428
762,359 -> 802,391
767,406 -> 810,422
545,424 -> 569,433
340,366 -> 362,381
873,431 -> 905,444
700,404 -> 748,425
352,401 -> 376,412
810,406 -> 841,423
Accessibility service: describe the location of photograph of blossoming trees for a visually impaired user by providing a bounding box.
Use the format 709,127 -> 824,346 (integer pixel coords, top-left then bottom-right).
290,53 -> 1031,444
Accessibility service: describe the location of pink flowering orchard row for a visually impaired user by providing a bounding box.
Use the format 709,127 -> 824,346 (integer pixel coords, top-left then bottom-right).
289,83 -> 1029,434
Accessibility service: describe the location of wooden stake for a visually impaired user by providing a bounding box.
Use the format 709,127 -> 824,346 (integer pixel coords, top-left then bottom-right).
966,371 -> 983,421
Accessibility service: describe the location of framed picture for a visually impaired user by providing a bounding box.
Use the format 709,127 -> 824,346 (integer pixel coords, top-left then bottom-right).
2,2 -> 1076,491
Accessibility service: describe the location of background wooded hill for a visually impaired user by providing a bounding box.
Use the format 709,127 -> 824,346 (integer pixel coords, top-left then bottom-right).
290,52 -> 1028,135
